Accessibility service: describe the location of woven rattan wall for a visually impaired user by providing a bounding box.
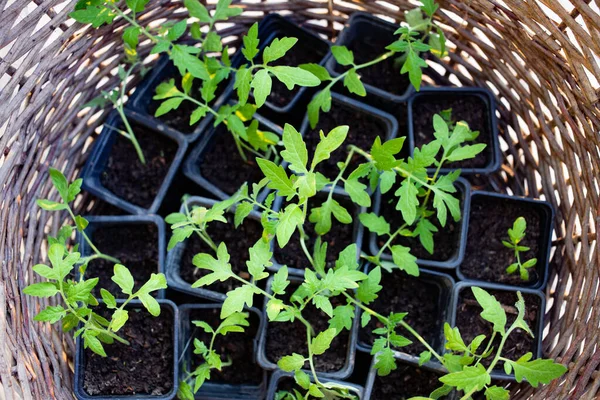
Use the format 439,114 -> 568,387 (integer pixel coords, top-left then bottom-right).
1,0 -> 599,398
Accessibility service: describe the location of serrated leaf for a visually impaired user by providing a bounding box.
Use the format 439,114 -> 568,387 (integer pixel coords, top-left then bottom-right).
270,66 -> 320,90
234,202 -> 254,227
221,284 -> 256,319
375,347 -> 397,376
314,295 -> 334,318
278,353 -> 306,372
331,45 -> 354,66
419,351 -> 431,366
271,265 -> 289,295
100,289 -> 116,309
112,264 -> 134,295
36,199 -> 67,211
251,69 -> 271,107
439,364 -> 490,393
256,158 -> 295,197
281,123 -> 308,174
508,357 -> 567,387
359,213 -> 390,236
344,178 -> 371,207
311,126 -> 348,170
472,287 -> 507,334
246,239 -> 272,281
391,245 -> 419,276
24,282 -> 58,297
276,204 -> 303,248
395,180 -> 419,225
356,266 -> 382,305
329,304 -> 354,332
83,331 -> 106,357
185,0 -> 211,22
311,328 -> 337,355
111,309 -> 128,332
485,386 -> 510,400
263,37 -> 297,64
299,63 -> 331,81
34,305 -> 65,323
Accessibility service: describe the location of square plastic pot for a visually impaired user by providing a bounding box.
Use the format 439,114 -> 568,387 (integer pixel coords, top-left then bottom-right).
74,299 -> 179,400
267,370 -> 364,399
325,12 -> 415,103
457,191 -> 554,290
407,87 -> 501,175
257,275 -> 359,380
369,177 -> 472,270
77,214 -> 166,299
450,281 -> 545,381
127,54 -> 232,143
165,196 -> 262,302
178,304 -> 267,399
356,264 -> 455,372
81,110 -> 188,215
182,111 -> 281,202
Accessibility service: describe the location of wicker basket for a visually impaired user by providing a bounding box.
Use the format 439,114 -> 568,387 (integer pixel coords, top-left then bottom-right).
1,0 -> 599,398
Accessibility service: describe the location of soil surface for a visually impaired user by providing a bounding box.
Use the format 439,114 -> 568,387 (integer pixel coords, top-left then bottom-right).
412,94 -> 493,169
180,213 -> 262,294
274,194 -> 358,270
197,124 -> 274,195
101,122 -> 177,209
377,184 -> 463,262
87,223 -> 159,298
461,195 -> 543,286
83,306 -> 174,396
371,364 -> 449,399
187,308 -> 263,385
359,269 -> 445,356
304,102 -> 388,180
455,288 -> 540,370
265,282 -> 351,373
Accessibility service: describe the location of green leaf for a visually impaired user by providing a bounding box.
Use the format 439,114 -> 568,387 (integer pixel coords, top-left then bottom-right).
375,347 -> 397,376
414,218 -> 437,254
221,284 -> 256,318
299,63 -> 331,81
308,201 -> 333,235
256,158 -> 295,197
126,0 -> 149,13
405,7 -> 429,31
295,370 -> 311,390
246,239 -> 272,281
167,20 -> 187,41
234,202 -> 254,227
34,305 -> 65,323
484,386 -> 510,400
421,0 -> 439,16
139,292 -> 161,316
270,66 -> 321,90
112,264 -> 134,295
419,351 -> 431,366
75,215 -> 88,232
264,37 -> 297,64
313,295 -> 334,318
343,69 -> 366,96
281,123 -> 308,174
359,213 -> 390,236
177,381 -> 195,400
276,204 -> 304,248
311,126 -> 348,170
278,353 -> 306,372
443,323 -> 468,352
137,273 -> 167,295
329,304 -> 355,332
447,144 -> 487,162
111,309 -> 129,332
335,243 -> 359,271
203,31 -> 223,52
70,5 -> 115,28
439,364 -> 490,393
213,0 -> 243,20
271,265 -> 289,295
100,289 -> 116,309
391,245 -> 419,276
331,45 -> 354,66
171,45 -> 210,80
154,97 -> 183,117
185,0 -> 211,22
24,282 -> 58,297
49,168 -> 69,201
395,180 -> 419,225
67,178 -> 83,202
356,266 -> 382,305
83,331 -> 107,357
508,356 -> 567,387
307,88 -> 332,129
512,291 -> 533,335
234,66 -> 252,105
401,48 -> 427,91
508,217 -> 527,243
311,328 -> 337,355
345,178 -> 371,208
36,199 -> 67,211
472,287 -> 507,334
192,243 -> 233,287
32,264 -> 58,280
251,69 -> 272,107
242,23 -> 259,61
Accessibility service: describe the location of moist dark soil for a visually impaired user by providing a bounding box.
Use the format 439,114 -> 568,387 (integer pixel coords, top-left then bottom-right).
179,213 -> 262,294
87,223 -> 159,298
335,26 -> 411,96
197,124 -> 276,195
412,94 -> 493,169
304,102 -> 388,180
455,288 -> 540,370
101,122 -> 178,209
461,195 -> 543,286
274,195 -> 358,271
377,184 -> 463,262
359,269 -> 446,356
83,306 -> 174,396
265,282 -> 350,373
371,364 -> 449,400
187,308 -> 263,385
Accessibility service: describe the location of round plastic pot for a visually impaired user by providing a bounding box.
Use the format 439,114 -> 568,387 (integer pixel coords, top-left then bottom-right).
182,111 -> 281,202
80,109 -> 188,215
73,299 -> 179,400
407,87 -> 501,175
266,370 -> 364,399
369,177 -> 472,270
177,304 -> 267,399
256,275 -> 359,380
77,214 -> 166,299
325,12 -> 415,103
165,196 -> 262,302
127,54 -> 232,144
456,191 -> 554,290
356,264 -> 455,372
450,281 -> 545,381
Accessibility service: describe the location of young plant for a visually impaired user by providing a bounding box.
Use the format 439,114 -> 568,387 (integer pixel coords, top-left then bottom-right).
503,217 -> 537,281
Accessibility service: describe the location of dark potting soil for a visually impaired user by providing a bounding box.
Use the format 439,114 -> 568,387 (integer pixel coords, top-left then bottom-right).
87,223 -> 159,298
304,103 -> 388,180
265,282 -> 351,373
179,213 -> 262,294
455,288 -> 540,370
274,195 -> 358,270
412,94 -> 493,169
371,364 -> 449,400
83,306 -> 174,396
359,269 -> 444,356
377,185 -> 462,262
197,124 -> 273,195
335,30 -> 411,96
461,195 -> 542,286
100,122 -> 178,209
188,308 -> 263,385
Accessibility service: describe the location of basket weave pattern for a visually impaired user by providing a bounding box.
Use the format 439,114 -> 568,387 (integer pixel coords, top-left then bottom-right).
1,0 -> 599,398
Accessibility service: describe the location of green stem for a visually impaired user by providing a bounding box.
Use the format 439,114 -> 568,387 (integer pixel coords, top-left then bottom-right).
107,4 -> 160,44
323,50 -> 396,94
375,223 -> 408,259
306,322 -> 321,385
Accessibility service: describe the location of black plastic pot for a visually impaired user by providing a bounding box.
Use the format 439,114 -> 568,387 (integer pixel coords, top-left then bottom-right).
165,196 -> 262,302
457,191 -> 554,290
363,357 -> 457,400
369,177 -> 471,270
257,275 -> 359,380
356,265 -> 454,372
298,91 -> 402,196
182,111 -> 281,202
267,370 -> 364,399
178,304 -> 267,399
74,299 -> 179,400
325,12 -> 415,103
450,281 -> 545,381
81,110 -> 187,215
407,87 -> 501,175
268,191 -> 365,277
77,215 -> 166,299
127,55 -> 232,143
